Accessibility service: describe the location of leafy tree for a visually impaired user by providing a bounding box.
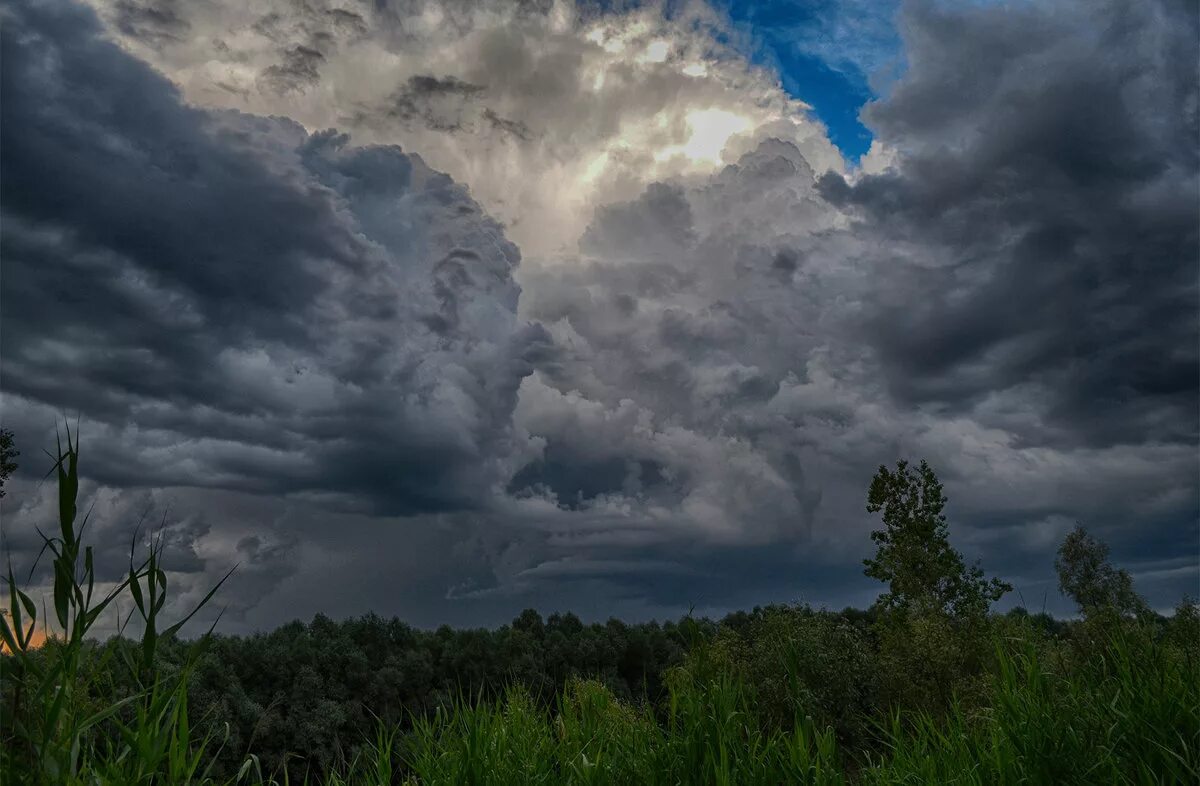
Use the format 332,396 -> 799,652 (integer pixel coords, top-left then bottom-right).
0,428 -> 17,498
1167,596 -> 1199,658
864,459 -> 1012,713
864,459 -> 1010,619
714,605 -> 877,745
1055,525 -> 1147,618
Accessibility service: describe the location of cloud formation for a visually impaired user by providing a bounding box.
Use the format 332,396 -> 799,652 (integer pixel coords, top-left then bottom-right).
0,0 -> 1195,629
1,0 -> 537,519
821,0 -> 1199,451
80,0 -> 846,255
464,0 -> 1198,611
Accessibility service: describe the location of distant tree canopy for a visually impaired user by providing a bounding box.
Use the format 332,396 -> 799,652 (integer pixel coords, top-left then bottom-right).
2,439 -> 1191,783
1055,524 -> 1148,619
864,459 -> 1010,620
0,429 -> 17,498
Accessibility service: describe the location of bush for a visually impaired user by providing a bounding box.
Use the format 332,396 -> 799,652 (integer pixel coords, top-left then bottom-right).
867,620 -> 1200,784
710,605 -> 876,745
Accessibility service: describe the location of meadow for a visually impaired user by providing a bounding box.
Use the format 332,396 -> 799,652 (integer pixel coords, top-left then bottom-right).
2,434 -> 1196,784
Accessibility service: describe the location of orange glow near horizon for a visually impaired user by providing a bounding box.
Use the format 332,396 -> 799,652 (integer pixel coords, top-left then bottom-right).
1,624 -> 50,654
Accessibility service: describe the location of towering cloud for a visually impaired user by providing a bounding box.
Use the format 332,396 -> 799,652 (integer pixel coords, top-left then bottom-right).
79,0 -> 846,255
457,0 -> 1198,608
0,0 -> 1194,629
1,0 -> 538,518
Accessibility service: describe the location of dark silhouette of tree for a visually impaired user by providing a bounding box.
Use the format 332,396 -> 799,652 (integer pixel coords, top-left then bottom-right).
1055,525 -> 1147,618
864,459 -> 1010,619
0,429 -> 17,498
862,460 -> 1013,713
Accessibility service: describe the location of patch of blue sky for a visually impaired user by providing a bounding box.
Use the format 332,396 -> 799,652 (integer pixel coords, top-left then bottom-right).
718,0 -> 904,162
581,0 -> 904,162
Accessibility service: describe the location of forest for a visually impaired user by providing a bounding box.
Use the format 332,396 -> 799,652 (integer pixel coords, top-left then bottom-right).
1,432 -> 1197,784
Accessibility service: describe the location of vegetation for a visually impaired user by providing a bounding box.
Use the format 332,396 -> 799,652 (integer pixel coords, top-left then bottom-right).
0,427 -> 17,498
1056,524 -> 1149,620
1,438 -> 1196,784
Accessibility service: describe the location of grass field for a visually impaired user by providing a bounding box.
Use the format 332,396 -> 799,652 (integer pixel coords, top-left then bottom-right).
3,435 -> 1196,784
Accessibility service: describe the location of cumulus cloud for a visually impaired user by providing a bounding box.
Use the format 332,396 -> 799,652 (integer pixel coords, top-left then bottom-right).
1,0 -> 536,519
79,0 -> 846,255
468,0 -> 1198,609
0,0 -> 1195,628
819,0 -> 1198,449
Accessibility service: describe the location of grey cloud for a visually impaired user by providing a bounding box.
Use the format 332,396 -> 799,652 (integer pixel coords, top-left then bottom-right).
251,3 -> 370,49
511,141 -> 845,560
111,0 -> 188,44
503,75 -> 1196,613
406,75 -> 485,96
1,0 -> 535,520
375,75 -> 486,132
2,0 -> 1195,630
260,45 -> 326,95
819,0 -> 1199,451
0,475 -> 219,611
482,109 -> 533,141
582,183 -> 698,265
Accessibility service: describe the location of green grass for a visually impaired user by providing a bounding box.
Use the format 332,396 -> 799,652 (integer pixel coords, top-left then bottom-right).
863,629 -> 1200,785
0,428 -> 232,785
2,434 -> 1196,784
401,671 -> 843,786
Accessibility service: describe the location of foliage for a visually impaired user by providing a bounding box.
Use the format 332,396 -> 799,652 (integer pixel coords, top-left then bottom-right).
0,427 -> 17,497
863,459 -> 1011,714
1,438 -> 1195,784
405,671 -> 844,786
864,620 -> 1200,784
707,605 -> 876,746
0,428 -> 229,784
162,608 -> 694,778
864,459 -> 1010,620
1056,524 -> 1149,619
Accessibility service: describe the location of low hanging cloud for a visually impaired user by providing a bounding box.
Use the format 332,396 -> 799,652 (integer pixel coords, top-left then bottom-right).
512,141 -> 842,545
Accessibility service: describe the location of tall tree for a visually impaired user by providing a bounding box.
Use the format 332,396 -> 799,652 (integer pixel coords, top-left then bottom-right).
1055,525 -> 1147,618
0,429 -> 17,498
864,459 -> 1010,620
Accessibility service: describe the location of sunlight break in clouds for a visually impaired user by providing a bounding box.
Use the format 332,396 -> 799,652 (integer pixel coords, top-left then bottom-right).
84,0 -> 845,257
655,109 -> 754,164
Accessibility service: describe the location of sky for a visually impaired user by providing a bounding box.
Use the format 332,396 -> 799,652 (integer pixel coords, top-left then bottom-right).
0,0 -> 1197,633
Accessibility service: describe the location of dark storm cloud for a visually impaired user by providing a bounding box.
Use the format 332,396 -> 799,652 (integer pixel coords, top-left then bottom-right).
482,109 -> 534,142
819,0 -> 1200,450
497,0 -> 1198,618
382,75 -> 486,132
111,0 -> 188,44
406,75 -> 485,97
511,141 -> 839,554
260,45 -> 327,95
250,3 -> 370,47
2,0 -> 1195,630
1,0 -> 535,518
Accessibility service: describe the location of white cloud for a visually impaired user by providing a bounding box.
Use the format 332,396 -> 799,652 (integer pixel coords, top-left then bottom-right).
83,0 -> 846,256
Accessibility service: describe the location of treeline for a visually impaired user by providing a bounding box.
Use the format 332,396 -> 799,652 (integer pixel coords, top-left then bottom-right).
165,604 -> 1059,778
100,604 -> 984,777
1,437 -> 1197,784
154,609 -> 699,776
